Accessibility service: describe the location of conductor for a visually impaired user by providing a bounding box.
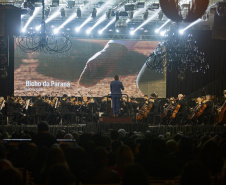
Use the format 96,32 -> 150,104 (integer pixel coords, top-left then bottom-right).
110,75 -> 124,116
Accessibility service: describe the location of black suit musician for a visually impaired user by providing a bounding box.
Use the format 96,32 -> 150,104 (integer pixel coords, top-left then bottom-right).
147,93 -> 160,124
171,94 -> 188,124
60,94 -> 72,123
34,95 -> 51,123
197,95 -> 214,125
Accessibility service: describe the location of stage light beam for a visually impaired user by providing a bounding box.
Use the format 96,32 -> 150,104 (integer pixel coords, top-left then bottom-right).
35,9 -> 61,31
22,7 -> 41,32
179,19 -> 202,34
155,19 -> 170,33
133,9 -> 160,34
75,0 -> 114,32
89,15 -> 106,33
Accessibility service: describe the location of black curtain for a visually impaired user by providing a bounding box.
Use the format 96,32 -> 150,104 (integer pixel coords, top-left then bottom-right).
0,36 -> 14,98
166,30 -> 226,98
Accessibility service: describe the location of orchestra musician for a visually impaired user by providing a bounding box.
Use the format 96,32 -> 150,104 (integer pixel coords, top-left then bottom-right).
34,94 -> 51,123
147,93 -> 160,124
139,95 -> 149,109
100,96 -> 111,117
161,97 -> 176,124
6,96 -> 23,124
216,90 -> 226,124
87,97 -> 99,122
195,95 -> 214,125
189,97 -> 203,115
0,97 -> 5,124
60,94 -> 72,124
129,97 -> 140,119
119,96 -> 129,116
2,91 -> 226,125
170,94 -> 188,125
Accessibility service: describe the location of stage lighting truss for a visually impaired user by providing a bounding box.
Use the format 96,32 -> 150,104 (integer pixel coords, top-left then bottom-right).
145,30 -> 209,78
16,0 -> 72,54
24,1 -> 35,16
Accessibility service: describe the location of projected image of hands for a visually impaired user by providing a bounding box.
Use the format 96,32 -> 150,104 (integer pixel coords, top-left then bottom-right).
14,39 -> 164,97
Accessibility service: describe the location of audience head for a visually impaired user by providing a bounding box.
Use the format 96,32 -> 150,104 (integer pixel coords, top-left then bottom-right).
116,145 -> 134,169
46,164 -> 74,185
166,139 -> 178,154
37,121 -> 49,133
0,166 -> 23,185
178,136 -> 194,153
180,161 -> 211,185
122,164 -> 149,185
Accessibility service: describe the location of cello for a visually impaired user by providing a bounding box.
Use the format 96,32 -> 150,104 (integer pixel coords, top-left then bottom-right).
171,103 -> 181,119
194,103 -> 207,119
137,101 -> 154,121
137,103 -> 148,121
217,100 -> 226,124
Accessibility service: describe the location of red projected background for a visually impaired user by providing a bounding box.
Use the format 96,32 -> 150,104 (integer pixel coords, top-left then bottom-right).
14,39 -> 165,97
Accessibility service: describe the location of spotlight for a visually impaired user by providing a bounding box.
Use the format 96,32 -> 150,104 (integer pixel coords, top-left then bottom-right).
52,0 -> 59,7
67,1 -> 75,9
75,27 -> 80,32
158,11 -> 163,20
98,30 -> 103,34
143,9 -> 149,20
35,25 -> 41,31
130,31 -> 134,35
86,29 -> 91,34
136,2 -> 145,9
45,7 -> 50,17
54,29 -> 59,34
148,3 -> 160,10
179,29 -> 184,35
106,9 -> 112,19
124,4 -> 135,11
60,8 -> 65,17
77,7 -> 81,18
24,1 -> 35,11
128,11 -> 134,19
115,19 -> 127,32
155,29 -> 159,33
25,1 -> 35,17
92,8 -> 97,18
160,30 -> 166,36
22,28 -> 26,33
116,29 -> 119,33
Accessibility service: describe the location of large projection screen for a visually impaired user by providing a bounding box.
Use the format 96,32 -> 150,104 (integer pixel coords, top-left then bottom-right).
14,39 -> 166,98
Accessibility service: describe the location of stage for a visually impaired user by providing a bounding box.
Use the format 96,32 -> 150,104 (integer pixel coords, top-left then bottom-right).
0,123 -> 226,136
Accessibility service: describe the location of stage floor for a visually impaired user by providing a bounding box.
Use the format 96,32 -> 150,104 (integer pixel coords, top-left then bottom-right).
0,123 -> 226,136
